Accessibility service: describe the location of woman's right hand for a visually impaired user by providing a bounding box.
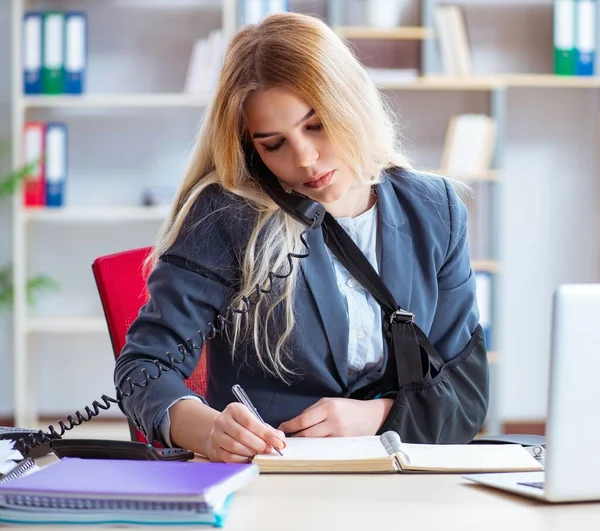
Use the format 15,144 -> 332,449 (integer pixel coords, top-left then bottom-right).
207,403 -> 286,463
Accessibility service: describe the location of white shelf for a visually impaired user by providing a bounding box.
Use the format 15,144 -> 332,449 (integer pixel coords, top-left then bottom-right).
26,317 -> 108,334
21,93 -> 212,109
24,206 -> 170,223
336,26 -> 433,40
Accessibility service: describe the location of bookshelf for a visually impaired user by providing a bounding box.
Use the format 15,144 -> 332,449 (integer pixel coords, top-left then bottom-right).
8,0 -> 599,434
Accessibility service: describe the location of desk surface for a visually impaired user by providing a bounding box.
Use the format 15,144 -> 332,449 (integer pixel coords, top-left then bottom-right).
5,455 -> 600,531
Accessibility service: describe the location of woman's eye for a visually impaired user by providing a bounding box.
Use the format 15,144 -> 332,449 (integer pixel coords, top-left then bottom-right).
262,139 -> 285,152
307,122 -> 323,131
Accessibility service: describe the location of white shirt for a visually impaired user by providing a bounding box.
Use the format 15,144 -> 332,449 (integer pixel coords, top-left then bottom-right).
332,200 -> 383,382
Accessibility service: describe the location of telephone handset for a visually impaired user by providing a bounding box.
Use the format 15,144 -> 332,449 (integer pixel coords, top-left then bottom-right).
4,147 -> 326,461
244,143 -> 326,227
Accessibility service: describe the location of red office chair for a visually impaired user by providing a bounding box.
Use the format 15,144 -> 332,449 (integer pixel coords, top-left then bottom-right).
92,246 -> 207,444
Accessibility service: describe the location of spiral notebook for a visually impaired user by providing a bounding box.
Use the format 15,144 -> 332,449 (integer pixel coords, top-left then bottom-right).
253,432 -> 544,474
0,458 -> 259,527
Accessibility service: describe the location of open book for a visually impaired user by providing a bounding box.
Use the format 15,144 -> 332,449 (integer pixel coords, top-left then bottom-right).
252,431 -> 544,474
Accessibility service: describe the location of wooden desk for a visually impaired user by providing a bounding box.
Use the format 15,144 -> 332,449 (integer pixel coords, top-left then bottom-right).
6,455 -> 600,531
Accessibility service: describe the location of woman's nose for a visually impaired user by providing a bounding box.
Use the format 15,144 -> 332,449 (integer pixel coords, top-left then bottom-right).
293,140 -> 319,168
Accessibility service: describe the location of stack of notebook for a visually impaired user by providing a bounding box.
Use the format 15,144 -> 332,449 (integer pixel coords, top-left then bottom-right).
0,457 -> 259,527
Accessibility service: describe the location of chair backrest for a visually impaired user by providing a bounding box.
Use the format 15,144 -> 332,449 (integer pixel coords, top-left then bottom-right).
92,246 -> 207,443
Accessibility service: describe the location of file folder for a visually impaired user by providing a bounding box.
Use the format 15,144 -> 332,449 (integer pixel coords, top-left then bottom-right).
22,12 -> 42,94
267,0 -> 289,13
44,123 -> 68,207
42,12 -> 65,94
575,0 -> 596,75
475,270 -> 493,350
64,12 -> 87,94
554,0 -> 576,75
22,122 -> 46,207
241,0 -> 265,25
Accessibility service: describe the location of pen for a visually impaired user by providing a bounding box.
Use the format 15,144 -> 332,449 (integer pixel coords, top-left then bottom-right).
231,384 -> 284,456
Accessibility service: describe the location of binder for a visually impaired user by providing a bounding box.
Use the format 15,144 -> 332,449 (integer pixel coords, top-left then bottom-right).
44,123 -> 68,207
241,0 -> 266,25
475,270 -> 493,350
22,12 -> 43,94
267,0 -> 289,13
21,122 -> 46,207
42,12 -> 65,94
554,0 -> 576,75
64,12 -> 87,94
575,0 -> 597,75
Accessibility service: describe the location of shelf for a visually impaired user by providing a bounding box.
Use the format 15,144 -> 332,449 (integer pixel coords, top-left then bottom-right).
378,75 -> 600,91
501,74 -> 600,88
26,317 -> 107,334
16,77 -> 600,111
424,168 -> 501,182
378,76 -> 500,91
20,93 -> 212,109
336,26 -> 433,40
472,260 -> 499,273
24,206 -> 170,223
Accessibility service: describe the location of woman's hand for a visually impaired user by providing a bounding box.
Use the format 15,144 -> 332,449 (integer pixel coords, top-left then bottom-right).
207,403 -> 286,463
278,397 -> 393,437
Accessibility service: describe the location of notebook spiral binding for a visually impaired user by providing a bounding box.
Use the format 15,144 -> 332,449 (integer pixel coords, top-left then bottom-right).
0,458 -> 36,486
14,216 -> 322,457
0,494 -> 210,514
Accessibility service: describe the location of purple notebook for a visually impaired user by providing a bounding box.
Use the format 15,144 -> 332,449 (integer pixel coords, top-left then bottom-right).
0,458 -> 259,505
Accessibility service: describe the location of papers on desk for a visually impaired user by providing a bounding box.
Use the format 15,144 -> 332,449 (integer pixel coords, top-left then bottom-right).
0,458 -> 259,526
0,440 -> 23,476
253,432 -> 544,474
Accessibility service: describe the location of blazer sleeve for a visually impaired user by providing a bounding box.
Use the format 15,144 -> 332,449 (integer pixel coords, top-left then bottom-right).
113,186 -> 247,445
379,178 -> 489,443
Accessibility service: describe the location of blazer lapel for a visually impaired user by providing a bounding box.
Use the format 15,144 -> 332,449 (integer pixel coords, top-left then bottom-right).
300,228 -> 349,388
376,174 -> 414,313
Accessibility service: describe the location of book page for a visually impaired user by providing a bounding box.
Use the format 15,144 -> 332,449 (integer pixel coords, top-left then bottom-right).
257,436 -> 389,461
0,440 -> 23,476
399,443 -> 543,472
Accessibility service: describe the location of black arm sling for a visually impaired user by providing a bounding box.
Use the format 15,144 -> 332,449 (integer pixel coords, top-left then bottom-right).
321,211 -> 444,396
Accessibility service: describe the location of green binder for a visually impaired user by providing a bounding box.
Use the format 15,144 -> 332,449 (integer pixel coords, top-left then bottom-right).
42,12 -> 65,94
553,0 -> 576,75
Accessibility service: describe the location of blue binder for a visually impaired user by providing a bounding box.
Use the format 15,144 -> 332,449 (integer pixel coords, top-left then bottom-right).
575,0 -> 597,76
22,12 -> 43,94
474,270 -> 493,350
44,123 -> 68,207
64,12 -> 87,94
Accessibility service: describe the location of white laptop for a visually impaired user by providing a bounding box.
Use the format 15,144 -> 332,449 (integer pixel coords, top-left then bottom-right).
464,284 -> 600,502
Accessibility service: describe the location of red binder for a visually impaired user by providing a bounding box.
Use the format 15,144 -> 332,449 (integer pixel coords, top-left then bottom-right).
22,121 -> 46,207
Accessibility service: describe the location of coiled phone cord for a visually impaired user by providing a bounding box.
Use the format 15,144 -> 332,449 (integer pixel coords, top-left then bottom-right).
14,216 -> 321,456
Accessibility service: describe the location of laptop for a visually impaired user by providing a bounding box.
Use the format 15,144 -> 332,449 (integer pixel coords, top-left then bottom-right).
464,283 -> 600,502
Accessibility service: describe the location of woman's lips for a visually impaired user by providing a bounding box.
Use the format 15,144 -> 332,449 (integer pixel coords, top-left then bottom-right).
304,170 -> 334,189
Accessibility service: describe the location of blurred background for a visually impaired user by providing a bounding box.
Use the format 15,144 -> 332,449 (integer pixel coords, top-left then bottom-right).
0,0 -> 598,441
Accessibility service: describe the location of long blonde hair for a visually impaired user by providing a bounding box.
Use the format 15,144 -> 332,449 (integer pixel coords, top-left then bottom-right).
149,13 -> 411,380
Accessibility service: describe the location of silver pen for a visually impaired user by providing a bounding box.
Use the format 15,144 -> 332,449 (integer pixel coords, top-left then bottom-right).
231,384 -> 284,456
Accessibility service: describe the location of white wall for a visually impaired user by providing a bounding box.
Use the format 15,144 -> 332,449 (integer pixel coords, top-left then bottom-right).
1,1 -> 598,423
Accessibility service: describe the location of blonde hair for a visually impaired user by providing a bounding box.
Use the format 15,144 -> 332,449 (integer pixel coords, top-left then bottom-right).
149,12 -> 411,380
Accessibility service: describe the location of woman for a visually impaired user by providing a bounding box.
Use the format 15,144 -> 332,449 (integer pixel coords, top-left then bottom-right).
114,12 -> 489,463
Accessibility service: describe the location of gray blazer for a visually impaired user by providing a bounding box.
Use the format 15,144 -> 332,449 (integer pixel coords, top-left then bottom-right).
114,168 -> 489,446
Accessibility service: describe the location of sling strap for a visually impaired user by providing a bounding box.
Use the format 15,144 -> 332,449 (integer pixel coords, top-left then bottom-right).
321,211 -> 441,389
